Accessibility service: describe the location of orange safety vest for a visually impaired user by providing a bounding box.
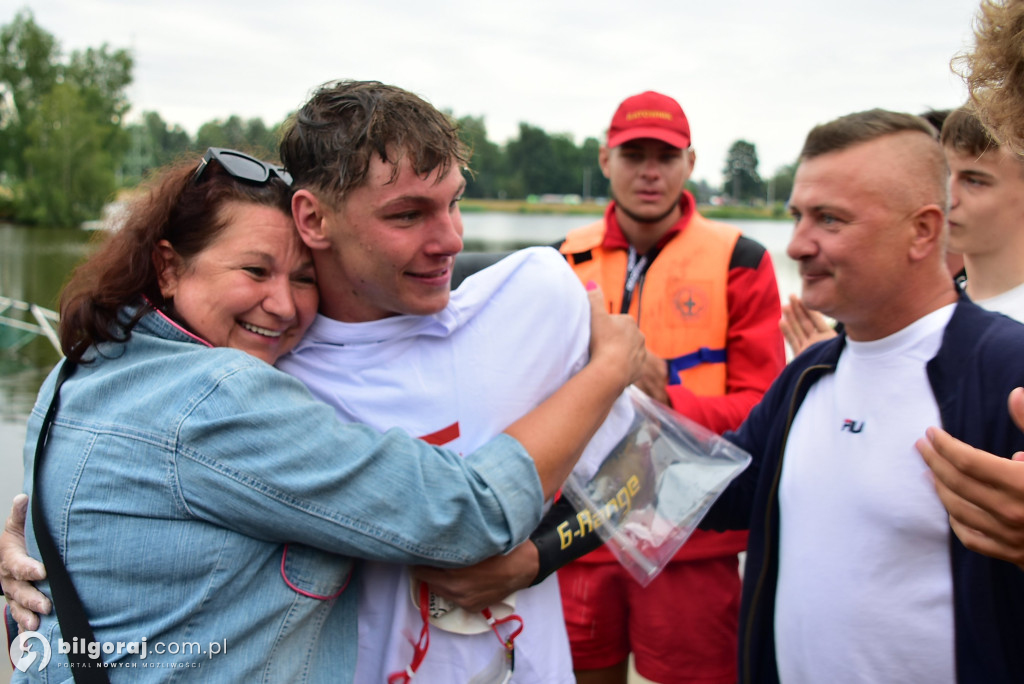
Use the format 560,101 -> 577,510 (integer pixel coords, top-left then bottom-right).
560,212 -> 748,562
559,213 -> 740,396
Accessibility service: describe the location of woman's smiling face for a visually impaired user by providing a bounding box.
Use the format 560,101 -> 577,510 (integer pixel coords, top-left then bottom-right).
156,201 -> 318,364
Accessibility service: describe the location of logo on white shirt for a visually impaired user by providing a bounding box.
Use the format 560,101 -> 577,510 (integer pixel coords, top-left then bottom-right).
840,419 -> 865,434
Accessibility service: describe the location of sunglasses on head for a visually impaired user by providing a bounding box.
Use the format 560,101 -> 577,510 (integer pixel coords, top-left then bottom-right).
192,147 -> 293,186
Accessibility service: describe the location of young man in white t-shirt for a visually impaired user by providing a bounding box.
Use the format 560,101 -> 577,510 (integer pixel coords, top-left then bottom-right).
278,80 -> 629,683
943,104 -> 1024,321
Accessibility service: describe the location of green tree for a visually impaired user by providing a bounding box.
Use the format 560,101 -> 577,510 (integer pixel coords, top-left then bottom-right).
722,139 -> 764,204
66,45 -> 132,127
549,134 -> 581,195
507,123 -> 552,196
197,116 -> 240,151
195,118 -> 225,150
19,82 -> 115,225
767,162 -> 796,205
456,114 -> 506,198
144,110 -> 192,164
121,111 -> 193,184
244,118 -> 277,159
0,9 -> 132,226
580,137 -> 606,199
506,123 -> 583,196
195,115 -> 277,158
66,43 -> 133,181
0,9 -> 60,180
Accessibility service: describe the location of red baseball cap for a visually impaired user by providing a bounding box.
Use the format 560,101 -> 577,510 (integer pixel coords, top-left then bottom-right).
606,91 -> 691,149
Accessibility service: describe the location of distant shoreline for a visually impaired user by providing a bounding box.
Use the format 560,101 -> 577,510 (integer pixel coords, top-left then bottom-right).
3,200 -> 787,230
460,198 -> 787,221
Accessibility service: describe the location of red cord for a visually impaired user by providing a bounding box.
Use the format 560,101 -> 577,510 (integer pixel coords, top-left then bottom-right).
388,584 -> 524,681
481,607 -> 523,652
387,582 -> 432,684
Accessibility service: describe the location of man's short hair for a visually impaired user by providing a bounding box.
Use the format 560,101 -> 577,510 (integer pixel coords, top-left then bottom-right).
799,108 -> 939,161
919,108 -> 952,136
942,105 -> 1003,157
280,80 -> 469,203
800,108 -> 949,211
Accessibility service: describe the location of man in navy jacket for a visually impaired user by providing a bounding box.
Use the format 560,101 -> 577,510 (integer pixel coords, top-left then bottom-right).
703,108 -> 1024,684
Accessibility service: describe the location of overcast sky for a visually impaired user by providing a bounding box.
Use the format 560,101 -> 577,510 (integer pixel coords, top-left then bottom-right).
13,0 -> 982,186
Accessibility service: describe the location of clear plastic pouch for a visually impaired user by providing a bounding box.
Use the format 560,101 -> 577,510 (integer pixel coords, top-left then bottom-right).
562,385 -> 752,586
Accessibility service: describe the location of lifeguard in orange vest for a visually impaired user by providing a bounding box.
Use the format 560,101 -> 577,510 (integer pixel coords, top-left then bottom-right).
555,90 -> 785,684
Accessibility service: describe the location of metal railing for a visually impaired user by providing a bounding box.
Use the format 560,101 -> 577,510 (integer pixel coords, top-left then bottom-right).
0,295 -> 62,356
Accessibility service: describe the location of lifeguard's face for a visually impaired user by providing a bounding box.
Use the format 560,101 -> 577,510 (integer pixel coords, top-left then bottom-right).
294,154 -> 466,323
946,144 -> 1024,257
156,201 -> 319,364
600,139 -> 694,224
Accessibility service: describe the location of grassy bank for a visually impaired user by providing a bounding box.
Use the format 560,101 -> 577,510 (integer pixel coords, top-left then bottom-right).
461,198 -> 788,220
460,198 -> 606,216
702,204 -> 790,220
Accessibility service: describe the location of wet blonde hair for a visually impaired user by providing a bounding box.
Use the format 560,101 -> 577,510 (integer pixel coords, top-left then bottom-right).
280,80 -> 469,206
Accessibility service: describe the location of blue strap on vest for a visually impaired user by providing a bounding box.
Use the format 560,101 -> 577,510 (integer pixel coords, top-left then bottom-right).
667,347 -> 727,385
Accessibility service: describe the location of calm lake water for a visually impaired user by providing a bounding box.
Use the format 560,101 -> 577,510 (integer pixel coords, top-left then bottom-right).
0,213 -> 798,531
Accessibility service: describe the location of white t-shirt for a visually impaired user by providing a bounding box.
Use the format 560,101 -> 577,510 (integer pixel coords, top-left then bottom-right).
975,280 -> 1024,323
774,305 -> 956,684
278,247 -> 627,683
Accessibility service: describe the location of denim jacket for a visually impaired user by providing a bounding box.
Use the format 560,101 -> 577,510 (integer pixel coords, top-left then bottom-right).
15,307 -> 543,682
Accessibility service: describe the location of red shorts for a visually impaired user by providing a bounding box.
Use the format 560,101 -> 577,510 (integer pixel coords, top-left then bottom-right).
558,556 -> 741,684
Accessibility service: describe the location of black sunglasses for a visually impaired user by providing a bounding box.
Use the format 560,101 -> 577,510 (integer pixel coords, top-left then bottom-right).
192,147 -> 293,186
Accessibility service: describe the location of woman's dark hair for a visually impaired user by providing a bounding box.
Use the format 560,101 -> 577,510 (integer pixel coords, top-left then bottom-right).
59,156 -> 293,362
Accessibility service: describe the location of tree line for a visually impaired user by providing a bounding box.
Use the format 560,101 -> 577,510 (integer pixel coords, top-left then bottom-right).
0,10 -> 793,227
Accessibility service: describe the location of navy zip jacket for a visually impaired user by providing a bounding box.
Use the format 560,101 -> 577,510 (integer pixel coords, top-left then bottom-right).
703,294 -> 1024,684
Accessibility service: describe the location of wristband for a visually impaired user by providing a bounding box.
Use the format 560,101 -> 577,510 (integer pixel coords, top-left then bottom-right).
528,497 -> 604,586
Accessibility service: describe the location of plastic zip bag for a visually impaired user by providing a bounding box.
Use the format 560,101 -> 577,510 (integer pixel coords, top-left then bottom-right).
562,385 -> 751,586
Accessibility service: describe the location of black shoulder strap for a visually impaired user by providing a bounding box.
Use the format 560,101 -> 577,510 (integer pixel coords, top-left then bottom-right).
30,360 -> 110,683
